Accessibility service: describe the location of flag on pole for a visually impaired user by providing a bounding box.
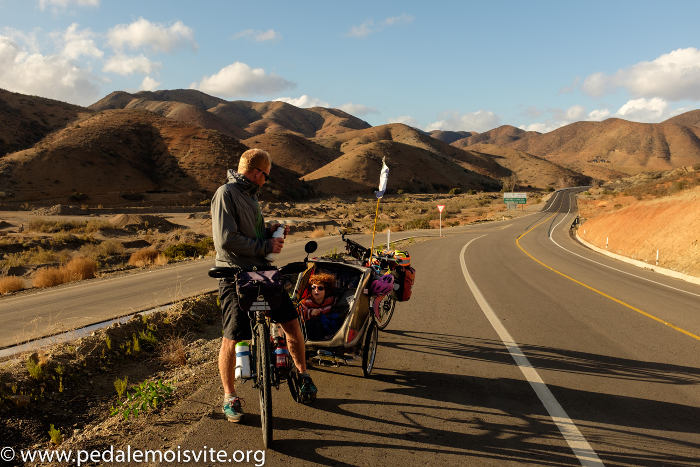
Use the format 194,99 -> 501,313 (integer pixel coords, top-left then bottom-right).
375,157 -> 389,198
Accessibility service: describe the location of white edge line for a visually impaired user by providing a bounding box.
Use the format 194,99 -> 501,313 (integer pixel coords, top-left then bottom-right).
548,192 -> 700,297
460,236 -> 604,467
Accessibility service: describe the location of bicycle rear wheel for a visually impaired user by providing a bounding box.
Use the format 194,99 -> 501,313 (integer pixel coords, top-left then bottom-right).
256,322 -> 273,447
372,295 -> 396,330
362,320 -> 378,377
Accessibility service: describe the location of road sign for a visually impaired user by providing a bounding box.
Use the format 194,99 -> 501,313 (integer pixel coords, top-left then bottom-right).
437,205 -> 445,212
503,192 -> 527,204
437,205 -> 445,237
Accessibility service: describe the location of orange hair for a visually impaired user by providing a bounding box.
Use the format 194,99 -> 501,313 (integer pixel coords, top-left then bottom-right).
309,272 -> 335,292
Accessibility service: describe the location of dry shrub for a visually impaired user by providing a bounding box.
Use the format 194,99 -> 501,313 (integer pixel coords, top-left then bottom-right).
0,276 -> 26,294
33,257 -> 96,288
97,239 -> 125,257
63,256 -> 96,280
128,247 -> 159,266
310,228 -> 326,238
33,267 -> 65,288
154,254 -> 168,266
159,336 -> 187,367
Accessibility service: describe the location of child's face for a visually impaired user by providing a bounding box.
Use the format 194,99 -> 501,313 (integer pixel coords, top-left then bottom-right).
311,283 -> 326,304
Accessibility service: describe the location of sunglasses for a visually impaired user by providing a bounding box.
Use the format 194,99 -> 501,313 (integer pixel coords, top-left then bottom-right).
255,167 -> 270,181
311,285 -> 325,291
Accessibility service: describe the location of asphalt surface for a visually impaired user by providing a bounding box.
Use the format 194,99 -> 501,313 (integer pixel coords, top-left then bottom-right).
3,190 -> 700,465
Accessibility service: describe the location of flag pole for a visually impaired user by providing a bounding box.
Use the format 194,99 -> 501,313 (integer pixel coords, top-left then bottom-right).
370,196 -> 381,255
370,157 -> 389,260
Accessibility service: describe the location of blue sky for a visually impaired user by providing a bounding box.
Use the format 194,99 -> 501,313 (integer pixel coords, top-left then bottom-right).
1,0 -> 700,133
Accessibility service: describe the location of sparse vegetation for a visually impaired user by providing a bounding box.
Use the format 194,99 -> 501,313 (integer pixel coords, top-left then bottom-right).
0,275 -> 25,294
110,379 -> 174,420
48,424 -> 63,446
114,376 -> 128,400
33,256 -> 96,288
128,248 -> 167,267
159,336 -> 187,367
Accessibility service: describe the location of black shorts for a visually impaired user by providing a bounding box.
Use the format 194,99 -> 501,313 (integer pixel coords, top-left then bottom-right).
219,279 -> 299,341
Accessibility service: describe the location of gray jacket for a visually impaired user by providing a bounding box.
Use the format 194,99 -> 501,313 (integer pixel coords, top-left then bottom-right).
211,170 -> 271,269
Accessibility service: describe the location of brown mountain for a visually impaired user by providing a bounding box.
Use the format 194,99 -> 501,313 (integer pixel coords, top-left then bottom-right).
208,100 -> 371,137
88,89 -> 226,112
0,88 -> 91,156
466,143 -> 592,189
91,91 -> 372,139
459,113 -> 700,179
302,124 -> 503,194
428,130 -> 475,144
453,125 -> 537,147
241,132 -> 340,176
0,108 -> 312,205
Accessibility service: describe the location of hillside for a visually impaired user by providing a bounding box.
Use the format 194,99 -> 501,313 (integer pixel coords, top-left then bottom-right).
467,143 -> 592,189
0,109 -> 313,205
0,88 -> 91,156
303,124 -> 503,194
459,113 -> 700,180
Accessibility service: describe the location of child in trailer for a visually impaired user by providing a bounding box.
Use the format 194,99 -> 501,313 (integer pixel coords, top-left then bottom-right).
299,273 -> 341,340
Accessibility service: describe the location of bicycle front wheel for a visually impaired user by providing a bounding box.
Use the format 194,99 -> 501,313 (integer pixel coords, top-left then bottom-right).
256,322 -> 273,447
373,296 -> 396,330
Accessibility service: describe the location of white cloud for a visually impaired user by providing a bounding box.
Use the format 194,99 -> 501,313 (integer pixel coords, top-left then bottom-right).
587,108 -> 610,121
233,29 -> 280,42
520,105 -> 602,133
0,34 -> 100,105
274,95 -> 328,108
347,13 -> 414,38
521,122 -> 555,133
426,110 -> 500,133
103,53 -> 157,75
615,97 -> 669,122
583,47 -> 700,101
565,105 -> 586,121
388,115 -> 419,127
39,0 -> 99,11
61,23 -> 102,60
192,61 -> 294,97
338,103 -> 378,116
108,17 -> 196,53
140,76 -> 160,91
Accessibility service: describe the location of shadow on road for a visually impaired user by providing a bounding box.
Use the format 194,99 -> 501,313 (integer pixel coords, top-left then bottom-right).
382,329 -> 700,386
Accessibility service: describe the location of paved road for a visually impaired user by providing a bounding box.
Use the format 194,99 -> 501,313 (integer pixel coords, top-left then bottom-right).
0,236 -> 350,348
4,190 -> 700,464
120,188 -> 699,465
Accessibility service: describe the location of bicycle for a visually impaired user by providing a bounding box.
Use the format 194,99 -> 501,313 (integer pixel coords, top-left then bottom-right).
208,243 -> 315,447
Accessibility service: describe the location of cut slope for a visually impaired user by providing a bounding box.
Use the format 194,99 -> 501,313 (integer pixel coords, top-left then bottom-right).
579,186 -> 700,276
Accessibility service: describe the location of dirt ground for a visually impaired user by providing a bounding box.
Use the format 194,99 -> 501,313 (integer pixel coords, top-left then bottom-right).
0,191 -> 541,294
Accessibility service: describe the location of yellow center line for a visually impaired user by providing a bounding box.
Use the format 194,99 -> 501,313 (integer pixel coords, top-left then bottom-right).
516,214 -> 700,342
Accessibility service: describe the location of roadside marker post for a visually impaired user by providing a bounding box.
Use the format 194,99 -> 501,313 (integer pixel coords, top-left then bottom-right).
437,205 -> 445,237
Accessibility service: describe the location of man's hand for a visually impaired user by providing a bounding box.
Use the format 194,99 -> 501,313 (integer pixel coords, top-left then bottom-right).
269,237 -> 284,253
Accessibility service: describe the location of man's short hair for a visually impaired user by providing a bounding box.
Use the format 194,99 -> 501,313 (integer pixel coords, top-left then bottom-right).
238,148 -> 271,174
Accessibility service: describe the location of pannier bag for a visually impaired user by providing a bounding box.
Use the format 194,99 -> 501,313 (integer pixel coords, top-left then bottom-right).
236,269 -> 288,314
394,266 -> 415,302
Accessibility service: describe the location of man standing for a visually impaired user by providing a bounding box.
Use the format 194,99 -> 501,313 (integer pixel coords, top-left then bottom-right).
211,148 -> 317,422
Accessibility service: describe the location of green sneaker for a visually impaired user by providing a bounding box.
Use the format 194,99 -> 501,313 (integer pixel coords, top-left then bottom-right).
299,375 -> 317,404
222,397 -> 243,422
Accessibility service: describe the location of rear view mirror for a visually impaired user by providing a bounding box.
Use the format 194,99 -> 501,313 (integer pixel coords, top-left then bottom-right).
305,241 -> 318,254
